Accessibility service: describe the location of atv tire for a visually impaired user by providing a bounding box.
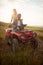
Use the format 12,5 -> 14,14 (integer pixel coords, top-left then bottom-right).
11,38 -> 19,52
31,39 -> 38,49
5,36 -> 12,45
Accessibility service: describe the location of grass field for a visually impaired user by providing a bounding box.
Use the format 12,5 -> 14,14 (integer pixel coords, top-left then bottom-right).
0,22 -> 43,65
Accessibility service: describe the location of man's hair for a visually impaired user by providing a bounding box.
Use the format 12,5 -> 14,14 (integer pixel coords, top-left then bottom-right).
17,14 -> 21,17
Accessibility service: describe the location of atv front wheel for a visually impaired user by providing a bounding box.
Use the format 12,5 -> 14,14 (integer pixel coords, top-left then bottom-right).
11,38 -> 19,52
5,36 -> 12,45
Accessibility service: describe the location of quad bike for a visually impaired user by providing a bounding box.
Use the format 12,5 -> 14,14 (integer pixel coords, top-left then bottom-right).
5,25 -> 38,51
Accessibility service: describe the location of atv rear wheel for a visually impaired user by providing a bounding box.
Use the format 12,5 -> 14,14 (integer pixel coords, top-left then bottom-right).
11,38 -> 19,52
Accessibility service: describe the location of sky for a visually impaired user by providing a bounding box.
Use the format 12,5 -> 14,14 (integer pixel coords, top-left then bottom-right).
0,0 -> 43,27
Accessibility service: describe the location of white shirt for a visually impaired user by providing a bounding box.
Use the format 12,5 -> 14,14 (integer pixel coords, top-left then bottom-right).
18,20 -> 21,26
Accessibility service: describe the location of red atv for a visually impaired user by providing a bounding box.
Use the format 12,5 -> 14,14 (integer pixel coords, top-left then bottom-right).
5,25 -> 38,51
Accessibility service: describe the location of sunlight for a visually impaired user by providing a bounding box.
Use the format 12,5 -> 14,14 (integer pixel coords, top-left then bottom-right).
0,1 -> 43,26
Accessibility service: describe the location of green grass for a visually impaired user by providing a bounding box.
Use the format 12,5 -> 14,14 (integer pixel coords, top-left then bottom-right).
0,21 -> 8,39
38,36 -> 43,40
